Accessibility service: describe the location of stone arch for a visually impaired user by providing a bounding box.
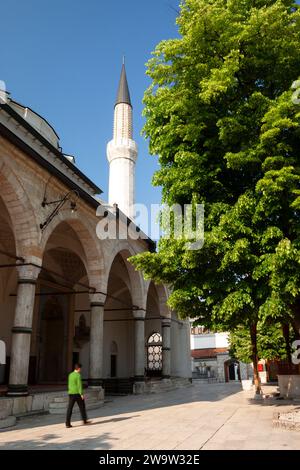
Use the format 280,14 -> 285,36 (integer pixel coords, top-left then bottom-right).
40,215 -> 105,289
104,243 -> 147,309
145,281 -> 170,318
0,161 -> 39,258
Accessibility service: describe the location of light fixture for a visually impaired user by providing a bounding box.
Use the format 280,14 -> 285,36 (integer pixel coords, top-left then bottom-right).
40,189 -> 79,231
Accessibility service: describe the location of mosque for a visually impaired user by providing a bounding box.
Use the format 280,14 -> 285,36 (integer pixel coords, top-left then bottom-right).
0,64 -> 191,427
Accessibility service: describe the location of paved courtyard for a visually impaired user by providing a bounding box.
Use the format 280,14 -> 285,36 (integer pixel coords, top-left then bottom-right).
0,381 -> 300,450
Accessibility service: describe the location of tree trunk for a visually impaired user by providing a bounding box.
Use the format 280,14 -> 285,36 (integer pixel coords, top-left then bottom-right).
282,323 -> 292,366
250,323 -> 261,395
290,303 -> 300,340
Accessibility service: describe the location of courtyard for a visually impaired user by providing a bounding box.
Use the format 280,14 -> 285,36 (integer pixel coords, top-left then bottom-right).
0,381 -> 299,450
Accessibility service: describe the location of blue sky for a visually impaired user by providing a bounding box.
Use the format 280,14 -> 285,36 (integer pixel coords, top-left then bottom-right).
1,0 -> 180,214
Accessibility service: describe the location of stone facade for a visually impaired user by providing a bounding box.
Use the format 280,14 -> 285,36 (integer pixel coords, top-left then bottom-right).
0,67 -> 191,428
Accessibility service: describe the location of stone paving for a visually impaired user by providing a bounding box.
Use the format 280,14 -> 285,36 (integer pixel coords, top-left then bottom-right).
0,381 -> 300,450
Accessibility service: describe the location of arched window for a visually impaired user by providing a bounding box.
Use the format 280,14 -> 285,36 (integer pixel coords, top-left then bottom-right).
147,332 -> 162,373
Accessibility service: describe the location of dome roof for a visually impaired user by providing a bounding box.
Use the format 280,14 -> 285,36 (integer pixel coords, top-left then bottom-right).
9,99 -> 60,149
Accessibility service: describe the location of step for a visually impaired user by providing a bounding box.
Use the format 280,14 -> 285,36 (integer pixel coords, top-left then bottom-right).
49,400 -> 104,415
0,416 -> 16,429
49,402 -> 67,409
15,410 -> 49,419
53,396 -> 68,403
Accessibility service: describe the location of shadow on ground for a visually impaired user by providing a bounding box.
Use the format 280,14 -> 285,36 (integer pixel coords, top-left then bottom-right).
0,431 -> 115,450
1,382 -> 245,435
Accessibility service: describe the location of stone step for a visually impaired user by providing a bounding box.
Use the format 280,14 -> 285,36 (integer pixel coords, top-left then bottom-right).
49,400 -> 103,415
0,416 -> 16,429
53,397 -> 68,403
15,410 -> 49,419
52,392 -> 101,404
49,397 -> 99,409
49,401 -> 67,409
145,378 -> 192,394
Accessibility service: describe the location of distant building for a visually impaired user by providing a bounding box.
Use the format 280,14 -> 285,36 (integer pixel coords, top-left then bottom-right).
190,325 -> 233,381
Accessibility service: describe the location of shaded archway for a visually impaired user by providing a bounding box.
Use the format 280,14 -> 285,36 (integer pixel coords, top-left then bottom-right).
32,221 -> 96,384
103,249 -> 145,394
104,254 -> 134,379
145,282 -> 163,378
0,195 -> 17,385
0,161 -> 39,258
224,359 -> 240,382
104,244 -> 146,308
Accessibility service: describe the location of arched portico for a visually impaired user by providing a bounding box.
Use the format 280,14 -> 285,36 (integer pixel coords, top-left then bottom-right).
5,211 -> 105,395
0,162 -> 41,396
145,282 -> 171,380
0,161 -> 39,259
102,246 -> 146,393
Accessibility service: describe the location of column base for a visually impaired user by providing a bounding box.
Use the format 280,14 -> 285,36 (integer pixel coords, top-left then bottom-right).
133,375 -> 145,382
133,380 -> 145,395
6,384 -> 29,397
0,416 -> 17,429
88,378 -> 103,388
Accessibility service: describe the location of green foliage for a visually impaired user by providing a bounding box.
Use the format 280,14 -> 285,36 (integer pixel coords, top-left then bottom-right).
130,0 -> 300,360
229,323 -> 289,362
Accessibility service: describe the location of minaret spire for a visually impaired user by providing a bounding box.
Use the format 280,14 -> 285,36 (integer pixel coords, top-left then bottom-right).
115,62 -> 132,108
107,61 -> 138,220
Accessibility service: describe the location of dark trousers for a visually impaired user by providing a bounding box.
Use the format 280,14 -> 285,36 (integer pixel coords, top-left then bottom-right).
66,394 -> 87,425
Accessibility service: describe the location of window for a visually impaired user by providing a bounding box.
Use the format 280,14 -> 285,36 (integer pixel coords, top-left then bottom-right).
147,333 -> 162,372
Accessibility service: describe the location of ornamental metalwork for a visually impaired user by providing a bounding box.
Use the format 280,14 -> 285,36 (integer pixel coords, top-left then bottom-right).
147,332 -> 162,371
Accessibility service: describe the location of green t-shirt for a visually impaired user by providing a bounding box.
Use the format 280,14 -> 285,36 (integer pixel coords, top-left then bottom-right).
68,371 -> 83,395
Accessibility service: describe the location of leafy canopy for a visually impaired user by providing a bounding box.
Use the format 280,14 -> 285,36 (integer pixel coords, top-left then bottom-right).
130,0 -> 300,358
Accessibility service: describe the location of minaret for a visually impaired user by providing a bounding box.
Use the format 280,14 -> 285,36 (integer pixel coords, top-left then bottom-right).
107,62 -> 138,220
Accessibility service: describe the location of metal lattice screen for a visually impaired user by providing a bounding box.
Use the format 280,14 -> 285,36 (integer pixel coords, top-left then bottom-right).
147,332 -> 162,371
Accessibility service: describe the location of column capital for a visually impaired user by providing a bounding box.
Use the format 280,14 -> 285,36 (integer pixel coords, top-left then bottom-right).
162,317 -> 171,327
132,309 -> 146,320
16,264 -> 41,283
89,292 -> 106,305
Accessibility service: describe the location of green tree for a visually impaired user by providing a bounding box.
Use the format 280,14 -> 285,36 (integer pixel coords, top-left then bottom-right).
229,323 -> 292,363
130,0 -> 300,394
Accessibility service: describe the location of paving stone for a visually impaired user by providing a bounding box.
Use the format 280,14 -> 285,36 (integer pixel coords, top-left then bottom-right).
0,382 -> 300,450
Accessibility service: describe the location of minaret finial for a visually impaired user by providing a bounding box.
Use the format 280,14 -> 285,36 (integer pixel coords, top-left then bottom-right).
122,55 -> 125,65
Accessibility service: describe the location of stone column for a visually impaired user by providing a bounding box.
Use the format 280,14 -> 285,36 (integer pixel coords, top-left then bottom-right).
133,309 -> 145,393
162,317 -> 171,379
7,264 -> 41,396
88,293 -> 105,388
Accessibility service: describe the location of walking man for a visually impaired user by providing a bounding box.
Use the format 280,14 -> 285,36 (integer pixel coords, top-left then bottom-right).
66,363 -> 91,428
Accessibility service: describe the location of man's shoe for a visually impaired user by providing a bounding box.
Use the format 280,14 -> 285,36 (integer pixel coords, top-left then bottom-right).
83,420 -> 92,425
66,424 -> 72,428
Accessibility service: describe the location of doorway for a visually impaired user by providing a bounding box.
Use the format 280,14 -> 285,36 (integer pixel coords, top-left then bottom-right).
38,293 -> 68,383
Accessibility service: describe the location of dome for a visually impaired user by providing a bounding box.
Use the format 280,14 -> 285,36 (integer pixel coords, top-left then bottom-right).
9,99 -> 60,149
